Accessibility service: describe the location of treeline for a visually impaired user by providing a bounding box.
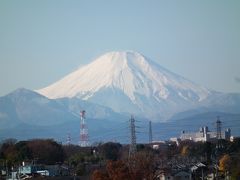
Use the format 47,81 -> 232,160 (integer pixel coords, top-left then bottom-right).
92,140 -> 240,179
0,139 -> 123,177
0,139 -> 65,167
0,138 -> 240,179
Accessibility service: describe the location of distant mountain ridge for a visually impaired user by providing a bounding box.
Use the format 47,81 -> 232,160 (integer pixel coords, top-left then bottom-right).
0,88 -> 239,143
0,51 -> 240,142
0,88 -> 125,125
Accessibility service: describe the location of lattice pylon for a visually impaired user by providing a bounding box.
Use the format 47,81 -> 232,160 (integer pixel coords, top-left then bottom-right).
80,110 -> 89,147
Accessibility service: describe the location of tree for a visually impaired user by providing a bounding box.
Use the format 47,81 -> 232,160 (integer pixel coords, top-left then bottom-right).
106,160 -> 130,180
92,152 -> 155,180
181,145 -> 189,156
15,141 -> 32,162
99,142 -> 122,161
201,142 -> 213,162
92,169 -> 110,180
128,151 -> 155,180
0,139 -> 18,168
230,152 -> 240,179
219,154 -> 231,172
27,139 -> 65,164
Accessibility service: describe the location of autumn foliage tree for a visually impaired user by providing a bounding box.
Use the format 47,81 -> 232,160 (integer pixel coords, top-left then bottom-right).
92,160 -> 130,180
181,145 -> 189,156
92,150 -> 155,180
106,160 -> 130,180
128,151 -> 155,180
92,169 -> 110,180
219,154 -> 231,172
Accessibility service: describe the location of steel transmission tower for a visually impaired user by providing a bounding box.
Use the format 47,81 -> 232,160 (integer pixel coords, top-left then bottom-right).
67,133 -> 71,145
216,116 -> 222,140
80,110 -> 89,147
215,116 -> 223,179
148,121 -> 152,144
149,121 -> 153,144
129,115 -> 136,159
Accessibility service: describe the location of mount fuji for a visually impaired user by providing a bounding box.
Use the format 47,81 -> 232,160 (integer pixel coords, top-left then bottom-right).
37,51 -> 212,120
1,51 -> 240,142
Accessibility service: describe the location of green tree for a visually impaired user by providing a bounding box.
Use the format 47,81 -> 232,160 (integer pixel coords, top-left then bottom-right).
0,139 -> 18,168
27,139 -> 65,164
99,142 -> 122,161
15,141 -> 32,162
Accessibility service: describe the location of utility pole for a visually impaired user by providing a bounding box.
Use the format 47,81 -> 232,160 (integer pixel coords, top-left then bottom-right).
129,115 -> 136,160
149,121 -> 153,144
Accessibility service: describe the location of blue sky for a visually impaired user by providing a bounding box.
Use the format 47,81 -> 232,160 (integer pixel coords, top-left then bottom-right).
0,0 -> 240,96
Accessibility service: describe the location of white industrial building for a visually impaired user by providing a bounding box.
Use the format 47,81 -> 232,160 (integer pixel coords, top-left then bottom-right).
179,126 -> 231,142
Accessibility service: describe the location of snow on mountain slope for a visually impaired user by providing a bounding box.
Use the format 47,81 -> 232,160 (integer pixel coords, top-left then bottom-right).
37,51 -> 212,120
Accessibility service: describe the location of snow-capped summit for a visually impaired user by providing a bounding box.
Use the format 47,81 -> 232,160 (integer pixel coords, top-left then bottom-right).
37,51 -> 212,120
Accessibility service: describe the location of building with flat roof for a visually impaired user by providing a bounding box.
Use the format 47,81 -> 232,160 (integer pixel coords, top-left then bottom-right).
179,126 -> 231,142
